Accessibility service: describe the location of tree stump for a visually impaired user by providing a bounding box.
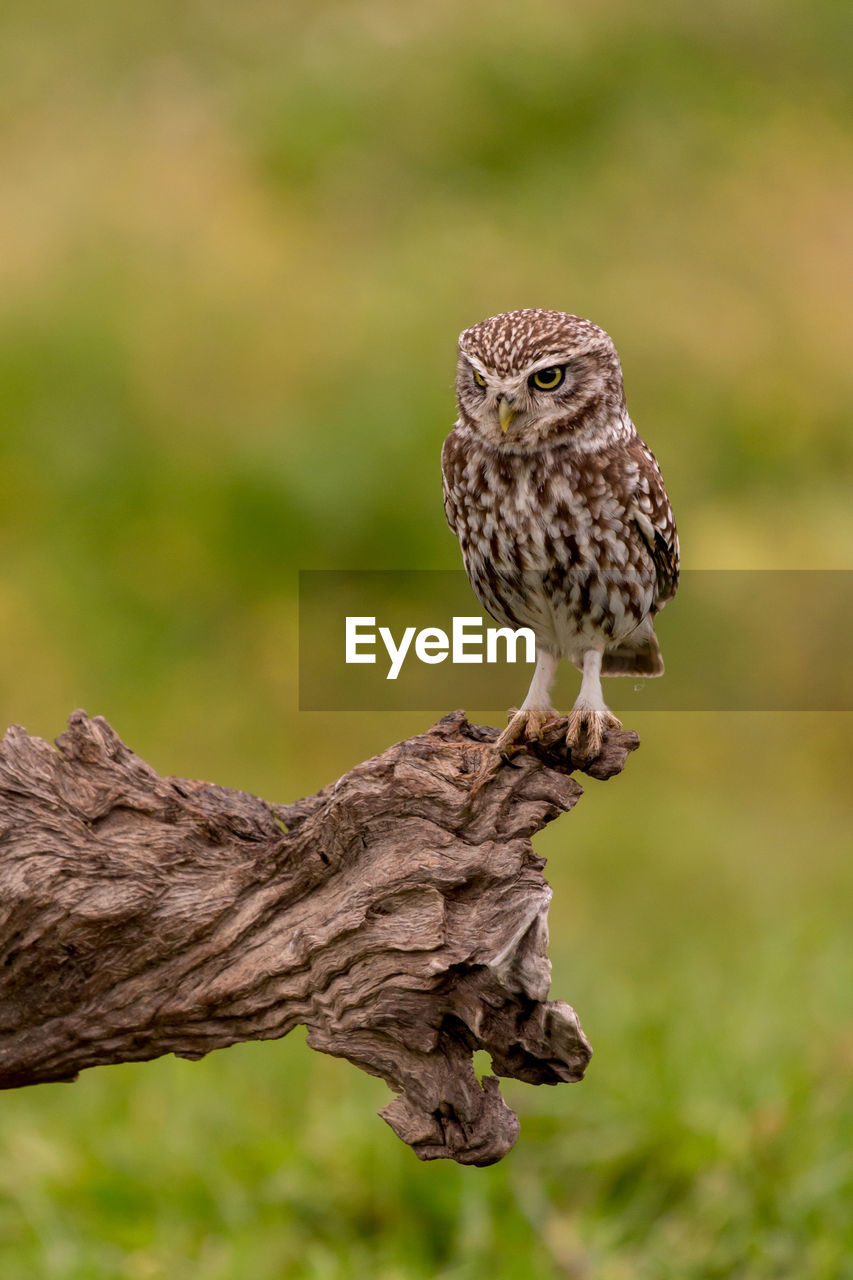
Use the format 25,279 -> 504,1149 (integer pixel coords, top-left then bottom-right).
0,709 -> 637,1165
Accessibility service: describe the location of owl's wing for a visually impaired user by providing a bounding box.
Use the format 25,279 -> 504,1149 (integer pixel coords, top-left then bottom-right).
629,439 -> 679,612
440,433 -> 460,536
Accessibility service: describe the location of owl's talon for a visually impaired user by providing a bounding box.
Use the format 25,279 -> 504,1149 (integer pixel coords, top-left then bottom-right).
565,706 -> 622,760
494,706 -> 557,756
499,750 -> 523,769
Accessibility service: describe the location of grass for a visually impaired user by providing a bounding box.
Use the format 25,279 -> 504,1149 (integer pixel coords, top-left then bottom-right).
0,0 -> 851,1274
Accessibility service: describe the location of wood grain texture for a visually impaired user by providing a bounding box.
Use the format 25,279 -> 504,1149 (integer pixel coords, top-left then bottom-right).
0,709 -> 638,1165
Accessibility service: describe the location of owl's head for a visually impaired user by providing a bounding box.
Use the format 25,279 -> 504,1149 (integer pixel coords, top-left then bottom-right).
455,309 -> 627,452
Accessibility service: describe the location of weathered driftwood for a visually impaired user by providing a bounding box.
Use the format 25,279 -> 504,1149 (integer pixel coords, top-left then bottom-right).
0,709 -> 637,1165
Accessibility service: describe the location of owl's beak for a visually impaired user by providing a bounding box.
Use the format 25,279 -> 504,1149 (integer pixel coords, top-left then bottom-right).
498,397 -> 516,433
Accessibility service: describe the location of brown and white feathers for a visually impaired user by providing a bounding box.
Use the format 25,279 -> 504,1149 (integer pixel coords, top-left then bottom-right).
441,308 -> 679,754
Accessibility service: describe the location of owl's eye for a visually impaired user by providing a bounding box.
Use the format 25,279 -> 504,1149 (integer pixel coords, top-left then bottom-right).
530,365 -> 566,391
471,368 -> 487,388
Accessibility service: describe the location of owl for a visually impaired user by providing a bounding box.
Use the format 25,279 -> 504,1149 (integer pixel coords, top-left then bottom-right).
441,309 -> 679,757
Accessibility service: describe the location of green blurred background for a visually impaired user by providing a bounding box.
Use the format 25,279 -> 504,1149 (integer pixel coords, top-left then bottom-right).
1,2 -> 851,1276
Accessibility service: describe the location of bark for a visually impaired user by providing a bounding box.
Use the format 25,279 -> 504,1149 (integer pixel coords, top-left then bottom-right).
0,709 -> 637,1165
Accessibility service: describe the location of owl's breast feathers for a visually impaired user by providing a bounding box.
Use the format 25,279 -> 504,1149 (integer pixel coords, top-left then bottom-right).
441,424 -> 679,646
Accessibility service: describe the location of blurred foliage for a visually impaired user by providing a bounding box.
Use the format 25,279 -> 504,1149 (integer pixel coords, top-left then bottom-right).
0,1 -> 851,1276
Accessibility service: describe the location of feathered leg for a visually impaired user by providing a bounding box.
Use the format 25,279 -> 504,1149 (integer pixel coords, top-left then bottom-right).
495,649 -> 560,753
565,648 -> 622,758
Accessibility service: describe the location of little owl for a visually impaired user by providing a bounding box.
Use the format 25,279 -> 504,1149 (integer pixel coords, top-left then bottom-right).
441,308 -> 679,757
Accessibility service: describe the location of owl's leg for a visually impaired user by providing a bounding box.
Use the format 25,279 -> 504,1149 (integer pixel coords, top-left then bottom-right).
566,648 -> 622,758
495,649 -> 560,753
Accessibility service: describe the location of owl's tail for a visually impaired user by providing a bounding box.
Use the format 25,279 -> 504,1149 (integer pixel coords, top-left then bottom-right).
599,619 -> 665,678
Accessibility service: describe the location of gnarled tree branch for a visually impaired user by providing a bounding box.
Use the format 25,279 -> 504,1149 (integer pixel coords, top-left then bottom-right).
0,709 -> 637,1165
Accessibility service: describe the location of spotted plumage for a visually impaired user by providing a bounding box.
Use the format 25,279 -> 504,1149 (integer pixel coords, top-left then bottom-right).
441,308 -> 679,755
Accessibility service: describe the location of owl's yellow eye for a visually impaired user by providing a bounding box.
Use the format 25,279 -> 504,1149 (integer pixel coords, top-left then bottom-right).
530,365 -> 566,391
471,368 -> 487,388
